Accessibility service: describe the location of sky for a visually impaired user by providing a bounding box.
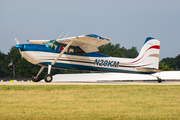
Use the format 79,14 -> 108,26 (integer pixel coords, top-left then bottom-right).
0,0 -> 180,60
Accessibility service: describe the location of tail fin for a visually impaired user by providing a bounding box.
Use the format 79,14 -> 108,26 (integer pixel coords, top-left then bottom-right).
131,37 -> 160,69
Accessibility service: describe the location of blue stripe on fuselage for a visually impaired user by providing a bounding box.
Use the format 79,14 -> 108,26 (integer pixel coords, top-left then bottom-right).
21,44 -> 56,53
39,62 -> 155,74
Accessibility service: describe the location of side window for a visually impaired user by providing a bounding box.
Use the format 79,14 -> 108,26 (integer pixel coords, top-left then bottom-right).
67,47 -> 74,54
52,41 -> 58,50
76,48 -> 85,56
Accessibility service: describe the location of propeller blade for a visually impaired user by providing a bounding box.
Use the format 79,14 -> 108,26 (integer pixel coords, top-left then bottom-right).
14,38 -> 23,58
15,38 -> 19,44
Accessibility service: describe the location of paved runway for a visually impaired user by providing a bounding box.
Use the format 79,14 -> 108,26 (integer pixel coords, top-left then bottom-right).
1,81 -> 180,85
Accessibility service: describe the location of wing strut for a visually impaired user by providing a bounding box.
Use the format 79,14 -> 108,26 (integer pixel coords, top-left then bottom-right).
44,40 -> 73,82
51,40 -> 73,65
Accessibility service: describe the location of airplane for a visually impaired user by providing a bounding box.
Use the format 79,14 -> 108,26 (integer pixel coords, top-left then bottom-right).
14,34 -> 162,83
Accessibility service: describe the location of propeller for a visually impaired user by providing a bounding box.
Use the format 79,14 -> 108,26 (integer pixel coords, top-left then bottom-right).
15,38 -> 19,44
14,38 -> 23,58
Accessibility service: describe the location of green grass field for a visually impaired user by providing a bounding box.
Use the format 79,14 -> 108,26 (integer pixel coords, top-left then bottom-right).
0,85 -> 180,120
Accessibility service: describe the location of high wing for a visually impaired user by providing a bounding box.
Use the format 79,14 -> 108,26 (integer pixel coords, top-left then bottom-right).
27,40 -> 50,44
27,34 -> 110,53
56,34 -> 111,53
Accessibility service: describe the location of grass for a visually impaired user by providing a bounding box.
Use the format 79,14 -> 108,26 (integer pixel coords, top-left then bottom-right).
0,85 -> 180,120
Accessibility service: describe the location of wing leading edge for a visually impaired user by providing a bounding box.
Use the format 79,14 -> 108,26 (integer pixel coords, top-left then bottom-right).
27,40 -> 50,44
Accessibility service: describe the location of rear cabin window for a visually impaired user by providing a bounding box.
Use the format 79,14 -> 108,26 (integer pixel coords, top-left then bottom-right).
76,48 -> 85,55
67,47 -> 74,54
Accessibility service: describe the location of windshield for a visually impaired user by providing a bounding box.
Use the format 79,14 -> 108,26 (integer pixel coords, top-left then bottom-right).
44,40 -> 59,50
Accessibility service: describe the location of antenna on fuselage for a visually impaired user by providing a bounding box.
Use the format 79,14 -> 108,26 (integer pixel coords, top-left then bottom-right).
63,31 -> 70,38
56,32 -> 64,40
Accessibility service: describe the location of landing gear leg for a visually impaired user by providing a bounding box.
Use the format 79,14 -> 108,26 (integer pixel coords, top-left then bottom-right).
44,65 -> 53,83
32,66 -> 45,82
32,74 -> 40,82
150,74 -> 162,83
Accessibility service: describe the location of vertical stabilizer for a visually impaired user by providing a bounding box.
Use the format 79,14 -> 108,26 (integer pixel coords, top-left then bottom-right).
130,37 -> 160,69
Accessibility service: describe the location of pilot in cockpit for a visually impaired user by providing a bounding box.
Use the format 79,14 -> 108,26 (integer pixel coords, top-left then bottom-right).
59,45 -> 64,51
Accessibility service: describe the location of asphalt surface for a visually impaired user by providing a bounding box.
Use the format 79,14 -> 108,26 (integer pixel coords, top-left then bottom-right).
1,81 -> 180,85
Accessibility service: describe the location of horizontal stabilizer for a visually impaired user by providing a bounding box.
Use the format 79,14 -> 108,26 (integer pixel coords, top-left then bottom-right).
136,68 -> 162,73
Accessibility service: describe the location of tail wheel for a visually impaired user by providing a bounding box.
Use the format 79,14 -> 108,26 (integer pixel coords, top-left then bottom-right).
44,74 -> 53,83
32,75 -> 40,82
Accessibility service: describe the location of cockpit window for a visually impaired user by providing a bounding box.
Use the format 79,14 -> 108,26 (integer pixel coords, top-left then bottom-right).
44,40 -> 58,50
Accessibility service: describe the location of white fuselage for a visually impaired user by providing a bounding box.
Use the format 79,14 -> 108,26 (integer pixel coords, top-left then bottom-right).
20,50 -> 153,74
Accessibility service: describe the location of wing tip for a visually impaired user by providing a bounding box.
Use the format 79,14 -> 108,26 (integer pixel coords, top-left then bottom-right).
86,34 -> 111,41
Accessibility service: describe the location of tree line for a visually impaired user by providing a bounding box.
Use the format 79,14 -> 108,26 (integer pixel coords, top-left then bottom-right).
159,55 -> 180,71
0,43 -> 179,78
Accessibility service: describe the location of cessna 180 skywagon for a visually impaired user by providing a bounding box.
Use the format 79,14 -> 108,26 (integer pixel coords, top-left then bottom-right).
14,34 -> 162,83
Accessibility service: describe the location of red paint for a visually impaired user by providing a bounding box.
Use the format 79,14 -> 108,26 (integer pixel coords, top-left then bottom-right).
130,45 -> 160,64
59,46 -> 64,51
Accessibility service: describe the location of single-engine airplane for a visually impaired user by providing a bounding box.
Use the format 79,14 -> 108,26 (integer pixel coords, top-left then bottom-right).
14,34 -> 162,83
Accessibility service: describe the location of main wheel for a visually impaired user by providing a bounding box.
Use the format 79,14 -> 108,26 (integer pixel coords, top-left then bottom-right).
44,74 -> 53,83
32,75 -> 40,82
157,77 -> 162,83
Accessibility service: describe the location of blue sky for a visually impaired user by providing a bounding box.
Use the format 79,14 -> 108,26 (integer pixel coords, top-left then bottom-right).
0,0 -> 180,60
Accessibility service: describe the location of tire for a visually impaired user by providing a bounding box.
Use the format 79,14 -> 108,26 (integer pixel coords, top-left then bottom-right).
44,74 -> 53,83
32,75 -> 40,82
158,78 -> 162,83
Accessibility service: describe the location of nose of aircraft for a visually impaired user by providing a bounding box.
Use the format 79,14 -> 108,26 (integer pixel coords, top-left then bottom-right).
14,44 -> 24,50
